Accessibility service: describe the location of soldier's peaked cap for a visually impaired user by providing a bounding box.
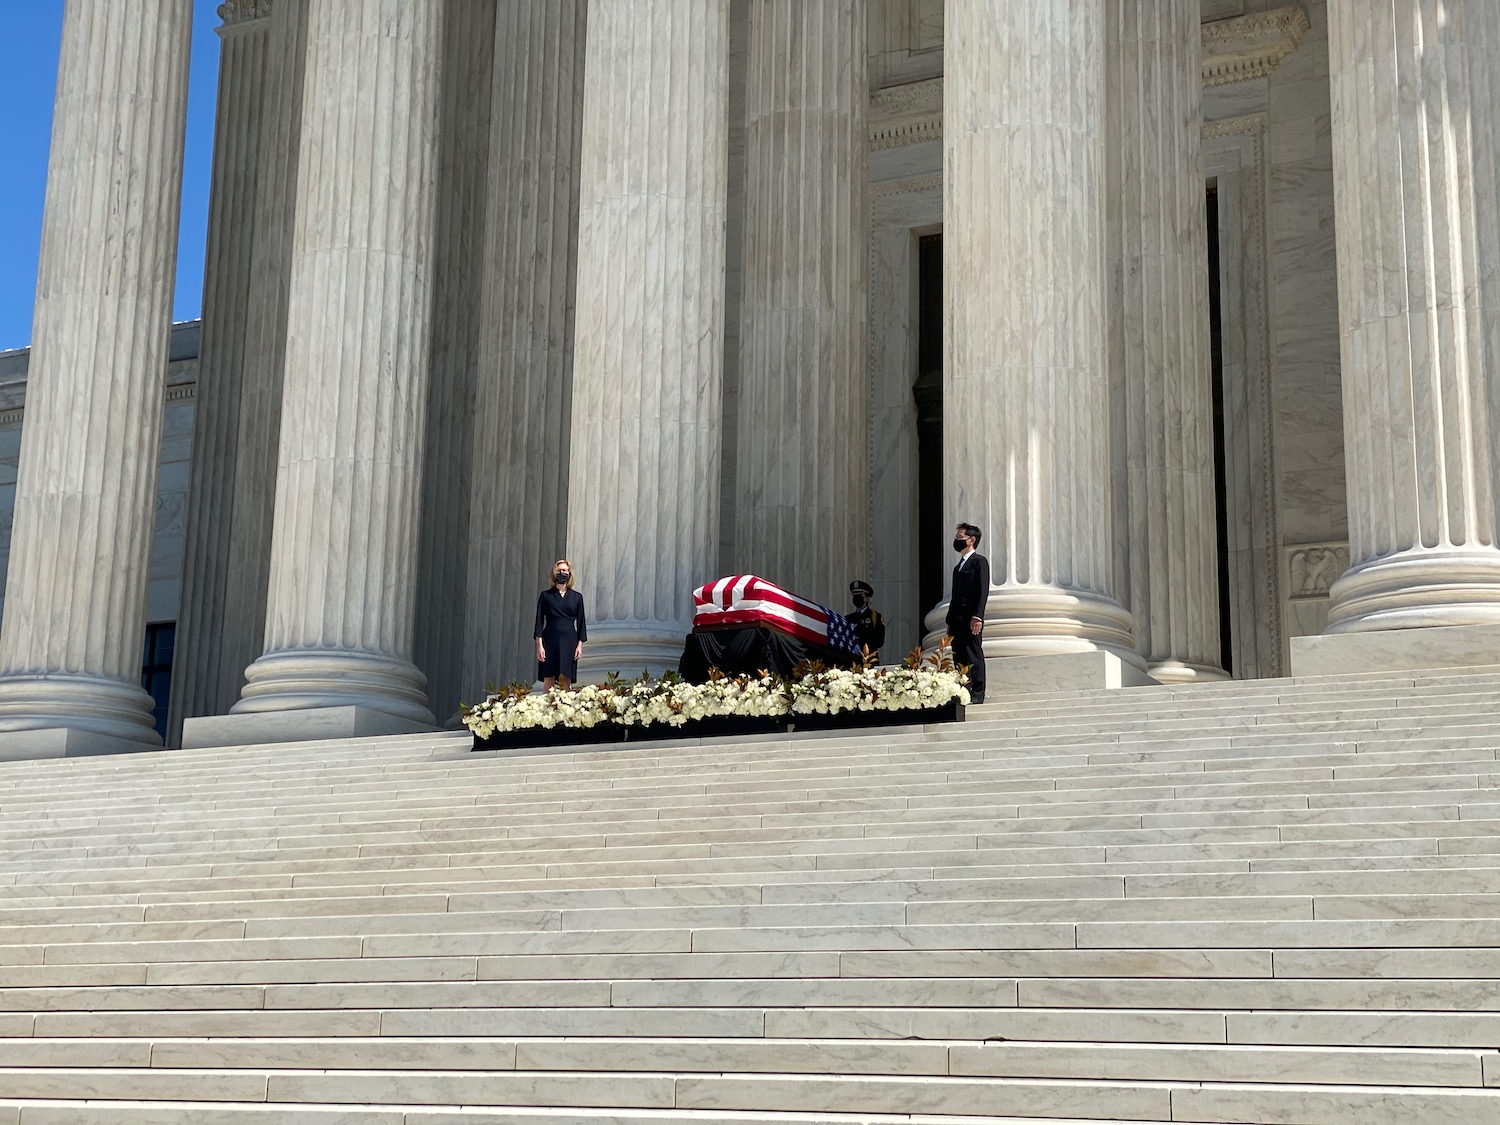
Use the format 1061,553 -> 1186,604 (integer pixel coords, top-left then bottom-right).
849,580 -> 874,596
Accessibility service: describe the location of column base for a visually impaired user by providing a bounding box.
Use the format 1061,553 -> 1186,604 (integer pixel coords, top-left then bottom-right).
0,674 -> 162,760
1290,621 -> 1500,677
984,650 -> 1159,695
1148,659 -> 1231,684
923,586 -> 1149,674
182,705 -> 439,749
575,624 -> 690,683
1326,547 -> 1500,632
232,649 -> 435,724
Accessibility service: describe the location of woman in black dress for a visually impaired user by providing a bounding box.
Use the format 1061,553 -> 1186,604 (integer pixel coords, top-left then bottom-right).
534,559 -> 587,689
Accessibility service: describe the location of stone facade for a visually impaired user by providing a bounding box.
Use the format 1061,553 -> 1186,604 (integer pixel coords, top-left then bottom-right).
1,0 -> 1498,752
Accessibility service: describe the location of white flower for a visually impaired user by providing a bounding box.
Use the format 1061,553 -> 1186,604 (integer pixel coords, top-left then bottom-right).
463,662 -> 965,737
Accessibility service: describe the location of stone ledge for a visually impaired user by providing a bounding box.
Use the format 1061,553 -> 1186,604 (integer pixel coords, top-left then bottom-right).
181,706 -> 438,749
1290,622 -> 1500,677
986,651 -> 1158,696
0,726 -> 161,762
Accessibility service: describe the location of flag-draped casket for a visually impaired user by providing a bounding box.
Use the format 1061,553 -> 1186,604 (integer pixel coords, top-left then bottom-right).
679,575 -> 860,681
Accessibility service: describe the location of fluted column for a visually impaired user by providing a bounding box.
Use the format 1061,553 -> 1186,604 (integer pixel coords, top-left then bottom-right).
0,0 -> 192,752
170,0 -> 279,744
1107,0 -> 1225,682
460,0 -> 587,698
231,0 -> 444,723
735,0 -> 869,602
569,0 -> 730,679
940,0 -> 1141,671
1323,0 -> 1500,633
413,0 -> 495,723
217,0 -> 310,717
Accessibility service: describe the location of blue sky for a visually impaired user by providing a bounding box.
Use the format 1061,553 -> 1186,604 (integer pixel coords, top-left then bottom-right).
0,0 -> 222,351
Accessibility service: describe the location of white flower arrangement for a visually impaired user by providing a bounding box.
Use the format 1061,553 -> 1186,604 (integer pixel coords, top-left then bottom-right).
462,641 -> 969,739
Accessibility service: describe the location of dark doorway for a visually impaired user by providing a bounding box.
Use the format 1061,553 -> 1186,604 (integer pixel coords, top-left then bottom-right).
914,233 -> 945,629
141,622 -> 176,742
1207,186 -> 1234,674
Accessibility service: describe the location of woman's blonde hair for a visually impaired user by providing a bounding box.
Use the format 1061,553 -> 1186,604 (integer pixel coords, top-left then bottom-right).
551,559 -> 575,591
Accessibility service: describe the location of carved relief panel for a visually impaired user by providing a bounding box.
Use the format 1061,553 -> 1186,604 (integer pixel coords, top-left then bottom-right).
1284,541 -> 1351,641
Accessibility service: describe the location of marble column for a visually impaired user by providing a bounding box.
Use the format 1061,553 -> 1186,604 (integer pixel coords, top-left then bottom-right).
229,0 -> 444,727
1107,0 -> 1226,683
0,0 -> 192,753
735,0 -> 869,602
939,0 -> 1142,678
461,0 -> 587,698
568,0 -> 730,679
170,0 -> 278,744
413,0 -> 495,723
1317,0 -> 1500,645
217,0 -> 310,720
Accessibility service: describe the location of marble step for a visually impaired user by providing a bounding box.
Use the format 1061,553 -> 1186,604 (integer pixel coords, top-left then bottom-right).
0,705 -> 1494,797
13,846 -> 1500,914
0,671 -> 1494,1124
11,753 -> 1500,852
6,809 -> 1478,887
10,765 -> 1498,852
12,891 -> 1500,968
0,825 -> 1474,887
9,973 -> 1500,1018
10,771 -> 1499,852
0,665 -> 1483,783
0,1103 -> 1182,1125
6,911 -> 1494,975
25,739 -> 1496,799
2,865 -> 1498,936
11,732 -> 1482,810
0,1066 -> 1495,1123
19,1001 -> 1500,1051
0,1036 -> 1487,1089
774,1004 -> 1500,1050
7,740 -> 1496,829
0,680 -> 1477,784
3,827 -> 1490,896
9,761 -> 1500,839
9,941 -> 1500,991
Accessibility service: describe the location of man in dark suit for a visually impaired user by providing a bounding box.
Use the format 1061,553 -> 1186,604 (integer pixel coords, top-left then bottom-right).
946,522 -> 989,703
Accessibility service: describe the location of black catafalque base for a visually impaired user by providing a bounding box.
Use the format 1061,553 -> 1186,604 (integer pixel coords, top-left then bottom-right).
471,701 -> 964,752
677,626 -> 858,682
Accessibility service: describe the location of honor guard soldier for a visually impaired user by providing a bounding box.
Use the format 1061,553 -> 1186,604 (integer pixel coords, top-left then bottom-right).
845,580 -> 886,660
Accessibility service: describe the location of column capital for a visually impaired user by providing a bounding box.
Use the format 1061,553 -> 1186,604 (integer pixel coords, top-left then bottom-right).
218,0 -> 272,29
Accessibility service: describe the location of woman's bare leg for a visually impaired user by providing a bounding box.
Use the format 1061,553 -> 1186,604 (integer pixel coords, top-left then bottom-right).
558,676 -> 572,690
542,676 -> 557,691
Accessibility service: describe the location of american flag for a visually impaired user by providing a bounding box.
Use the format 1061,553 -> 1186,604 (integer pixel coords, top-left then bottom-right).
692,575 -> 861,655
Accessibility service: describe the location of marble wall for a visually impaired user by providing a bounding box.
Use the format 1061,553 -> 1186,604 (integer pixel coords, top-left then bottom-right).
868,0 -> 942,89
0,323 -> 199,630
1206,0 -> 1348,651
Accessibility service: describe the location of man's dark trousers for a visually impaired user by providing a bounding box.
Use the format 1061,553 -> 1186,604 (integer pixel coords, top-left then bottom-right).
947,551 -> 990,702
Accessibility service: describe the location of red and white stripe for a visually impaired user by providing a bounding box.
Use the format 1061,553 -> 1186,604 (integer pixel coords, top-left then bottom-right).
692,575 -> 833,648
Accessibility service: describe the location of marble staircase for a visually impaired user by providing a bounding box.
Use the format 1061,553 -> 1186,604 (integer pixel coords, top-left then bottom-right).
0,670 -> 1499,1121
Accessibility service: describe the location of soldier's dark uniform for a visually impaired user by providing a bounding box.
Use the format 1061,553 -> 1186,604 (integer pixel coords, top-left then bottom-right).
844,580 -> 886,659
